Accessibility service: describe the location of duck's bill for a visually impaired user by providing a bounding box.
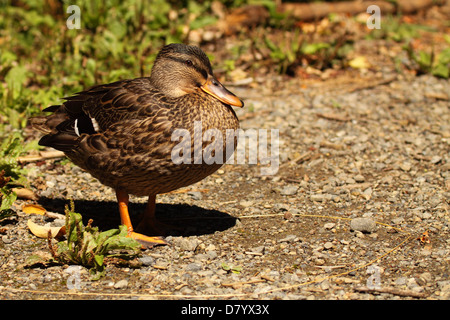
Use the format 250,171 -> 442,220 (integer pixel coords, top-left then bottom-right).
201,76 -> 244,107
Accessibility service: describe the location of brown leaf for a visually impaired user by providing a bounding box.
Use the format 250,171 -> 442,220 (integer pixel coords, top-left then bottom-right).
13,188 -> 38,200
27,219 -> 65,239
22,204 -> 47,215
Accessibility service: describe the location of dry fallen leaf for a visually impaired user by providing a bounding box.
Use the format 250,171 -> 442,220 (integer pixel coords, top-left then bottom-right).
27,219 -> 65,239
13,188 -> 38,200
22,204 -> 47,215
349,56 -> 371,69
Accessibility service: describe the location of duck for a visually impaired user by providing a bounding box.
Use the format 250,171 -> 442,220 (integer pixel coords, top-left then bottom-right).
30,43 -> 244,247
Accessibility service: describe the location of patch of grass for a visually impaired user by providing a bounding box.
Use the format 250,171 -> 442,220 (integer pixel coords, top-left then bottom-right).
221,262 -> 242,274
364,14 -> 449,78
0,170 -> 17,221
266,31 -> 353,74
50,201 -> 141,280
0,131 -> 26,182
404,40 -> 450,78
366,15 -> 437,42
0,131 -> 34,220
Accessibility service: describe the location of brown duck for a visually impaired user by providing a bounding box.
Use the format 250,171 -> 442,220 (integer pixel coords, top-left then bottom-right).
31,43 -> 243,247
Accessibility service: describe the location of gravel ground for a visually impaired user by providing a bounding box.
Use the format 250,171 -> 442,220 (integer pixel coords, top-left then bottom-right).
1,42 -> 449,301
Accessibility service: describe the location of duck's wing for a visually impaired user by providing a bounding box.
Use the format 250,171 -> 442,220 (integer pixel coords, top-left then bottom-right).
30,77 -> 170,151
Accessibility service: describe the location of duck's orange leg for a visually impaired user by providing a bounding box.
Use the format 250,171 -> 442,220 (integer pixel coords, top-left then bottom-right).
116,190 -> 167,248
136,194 -> 180,235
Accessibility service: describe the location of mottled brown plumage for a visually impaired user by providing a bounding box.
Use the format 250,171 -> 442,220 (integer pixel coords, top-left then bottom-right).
31,43 -> 243,247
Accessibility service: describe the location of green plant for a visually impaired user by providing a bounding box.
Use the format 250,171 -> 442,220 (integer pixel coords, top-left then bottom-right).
0,131 -> 34,220
51,201 -> 141,280
405,43 -> 450,78
221,262 -> 242,274
366,15 -> 436,42
0,131 -> 25,181
0,170 -> 17,221
262,28 -> 353,74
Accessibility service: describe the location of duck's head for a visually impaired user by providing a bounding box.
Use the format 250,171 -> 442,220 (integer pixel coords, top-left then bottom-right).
149,43 -> 243,107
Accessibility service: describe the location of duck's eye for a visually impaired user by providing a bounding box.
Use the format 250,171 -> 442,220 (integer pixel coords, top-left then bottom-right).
185,60 -> 193,66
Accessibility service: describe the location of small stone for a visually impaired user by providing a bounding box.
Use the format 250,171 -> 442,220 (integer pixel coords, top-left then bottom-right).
311,194 -> 325,202
250,246 -> 265,254
431,155 -> 442,164
324,222 -> 336,230
139,256 -> 155,266
114,279 -> 128,289
314,258 -> 325,266
346,177 -> 356,184
417,272 -> 433,285
395,277 -> 407,286
172,237 -> 200,251
1,236 -> 11,244
206,250 -> 218,259
280,185 -> 298,196
185,263 -> 202,272
391,217 -> 405,225
320,280 -> 330,290
46,180 -> 55,188
400,162 -> 411,172
350,217 -> 377,233
239,200 -> 254,207
354,174 -> 365,183
323,242 -> 334,250
278,235 -> 297,243
188,191 -> 203,200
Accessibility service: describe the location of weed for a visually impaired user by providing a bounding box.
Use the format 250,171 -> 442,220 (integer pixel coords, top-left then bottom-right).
221,262 -> 242,274
366,15 -> 436,42
404,41 -> 450,78
0,131 -> 33,220
0,170 -> 17,220
50,201 -> 141,280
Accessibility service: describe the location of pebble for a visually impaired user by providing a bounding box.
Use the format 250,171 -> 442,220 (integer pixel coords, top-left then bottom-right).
185,263 -> 202,272
430,156 -> 442,164
400,162 -> 411,172
311,194 -> 326,202
350,217 -> 377,233
280,185 -> 298,196
278,235 -> 298,243
239,200 -> 254,207
324,223 -> 336,230
251,246 -> 266,254
114,280 -> 128,289
206,250 -> 218,259
188,191 -> 203,200
170,237 -> 200,251
139,256 -> 155,266
323,242 -> 334,250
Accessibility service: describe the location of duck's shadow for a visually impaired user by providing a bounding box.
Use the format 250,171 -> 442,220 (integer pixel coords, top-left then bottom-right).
38,197 -> 237,237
